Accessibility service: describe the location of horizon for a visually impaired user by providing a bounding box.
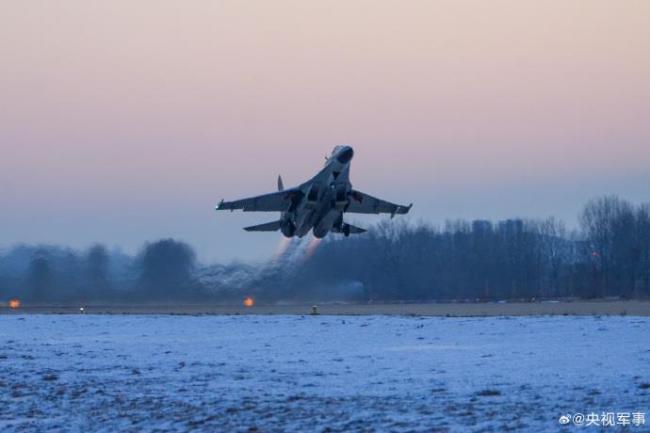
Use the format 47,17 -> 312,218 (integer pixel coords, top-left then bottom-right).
1,191 -> 646,267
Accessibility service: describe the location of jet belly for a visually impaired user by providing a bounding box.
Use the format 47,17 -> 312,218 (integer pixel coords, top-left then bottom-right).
313,208 -> 341,238
293,207 -> 315,237
311,182 -> 347,238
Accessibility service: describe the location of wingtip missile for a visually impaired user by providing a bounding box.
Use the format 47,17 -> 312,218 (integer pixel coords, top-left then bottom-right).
391,203 -> 413,218
215,199 -> 233,212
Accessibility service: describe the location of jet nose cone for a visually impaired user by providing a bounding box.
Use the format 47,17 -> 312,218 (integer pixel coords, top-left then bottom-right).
336,146 -> 354,164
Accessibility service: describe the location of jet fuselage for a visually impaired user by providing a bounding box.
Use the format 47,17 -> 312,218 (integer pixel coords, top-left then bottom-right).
282,145 -> 354,238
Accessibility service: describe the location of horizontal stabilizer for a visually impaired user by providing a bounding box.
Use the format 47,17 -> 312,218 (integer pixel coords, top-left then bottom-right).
345,224 -> 367,234
243,220 -> 282,232
332,223 -> 367,236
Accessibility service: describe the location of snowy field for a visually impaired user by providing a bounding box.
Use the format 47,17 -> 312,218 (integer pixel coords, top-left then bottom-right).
1,315 -> 649,433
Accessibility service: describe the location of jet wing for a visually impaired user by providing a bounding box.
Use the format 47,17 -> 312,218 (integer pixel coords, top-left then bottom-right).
346,190 -> 412,216
216,189 -> 301,212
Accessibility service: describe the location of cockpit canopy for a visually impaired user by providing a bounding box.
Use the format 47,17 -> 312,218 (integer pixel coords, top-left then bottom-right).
331,145 -> 354,164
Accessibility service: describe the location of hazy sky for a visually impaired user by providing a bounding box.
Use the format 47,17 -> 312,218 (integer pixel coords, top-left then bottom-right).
1,1 -> 649,262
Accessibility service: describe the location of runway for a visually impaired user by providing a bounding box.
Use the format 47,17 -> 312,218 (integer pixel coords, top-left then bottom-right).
3,299 -> 649,316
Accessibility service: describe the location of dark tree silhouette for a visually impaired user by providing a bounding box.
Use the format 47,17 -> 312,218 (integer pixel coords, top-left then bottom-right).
136,239 -> 198,301
26,252 -> 53,302
84,244 -> 111,301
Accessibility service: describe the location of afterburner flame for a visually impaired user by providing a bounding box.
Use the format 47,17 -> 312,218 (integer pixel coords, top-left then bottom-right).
243,296 -> 255,308
274,236 -> 293,259
8,299 -> 20,309
305,237 -> 322,258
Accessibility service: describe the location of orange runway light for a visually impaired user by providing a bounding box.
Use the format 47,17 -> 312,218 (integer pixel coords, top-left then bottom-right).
243,296 -> 255,308
8,299 -> 20,309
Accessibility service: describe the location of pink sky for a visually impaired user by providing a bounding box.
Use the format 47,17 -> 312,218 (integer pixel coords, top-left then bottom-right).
1,1 -> 649,261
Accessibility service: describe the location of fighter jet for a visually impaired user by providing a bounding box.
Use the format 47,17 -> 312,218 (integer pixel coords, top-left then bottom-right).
215,146 -> 412,238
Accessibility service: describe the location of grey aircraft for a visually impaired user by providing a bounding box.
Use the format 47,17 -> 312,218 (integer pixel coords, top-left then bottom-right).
215,145 -> 412,238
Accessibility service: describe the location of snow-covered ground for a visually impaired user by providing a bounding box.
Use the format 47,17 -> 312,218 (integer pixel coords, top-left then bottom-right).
1,314 -> 648,432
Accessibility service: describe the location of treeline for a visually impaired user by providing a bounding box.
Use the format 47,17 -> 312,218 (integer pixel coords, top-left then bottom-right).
0,195 -> 649,303
0,240 -> 206,303
295,195 -> 650,300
